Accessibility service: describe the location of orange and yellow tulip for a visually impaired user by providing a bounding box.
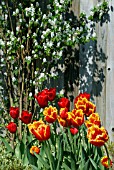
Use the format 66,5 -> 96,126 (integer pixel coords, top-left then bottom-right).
101,156 -> 112,168
43,105 -> 58,123
87,125 -> 109,147
28,120 -> 50,141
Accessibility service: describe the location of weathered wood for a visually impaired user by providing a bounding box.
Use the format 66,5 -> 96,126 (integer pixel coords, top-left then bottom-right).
71,0 -> 114,141
105,0 -> 114,141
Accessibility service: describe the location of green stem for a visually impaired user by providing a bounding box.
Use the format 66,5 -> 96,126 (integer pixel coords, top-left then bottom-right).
104,143 -> 110,167
45,141 -> 54,170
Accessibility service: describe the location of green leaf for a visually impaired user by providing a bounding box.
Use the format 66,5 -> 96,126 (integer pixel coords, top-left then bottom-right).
30,165 -> 38,170
44,141 -> 55,170
89,157 -> 98,170
0,136 -> 13,153
62,162 -> 71,170
34,153 -> 50,169
15,142 -> 21,159
56,136 -> 63,170
82,159 -> 90,170
71,152 -> 76,170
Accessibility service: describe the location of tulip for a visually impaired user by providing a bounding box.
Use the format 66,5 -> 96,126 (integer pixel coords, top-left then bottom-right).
75,98 -> 96,117
58,111 -> 72,127
74,93 -> 90,104
58,116 -> 67,127
70,128 -> 78,135
59,108 -> 68,119
34,93 -> 48,108
71,109 -> 84,127
34,88 -> 56,108
87,125 -> 109,147
28,120 -> 50,141
43,105 -> 57,123
85,113 -> 101,128
101,156 -> 112,168
30,146 -> 40,155
19,110 -> 32,124
58,97 -> 70,110
47,88 -> 56,101
6,122 -> 17,133
10,107 -> 19,119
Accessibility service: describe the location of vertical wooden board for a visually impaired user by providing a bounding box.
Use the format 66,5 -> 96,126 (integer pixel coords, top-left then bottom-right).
106,0 -> 114,141
80,0 -> 96,14
79,0 -> 109,136
66,0 -> 81,109
71,0 -> 80,17
95,12 -> 108,127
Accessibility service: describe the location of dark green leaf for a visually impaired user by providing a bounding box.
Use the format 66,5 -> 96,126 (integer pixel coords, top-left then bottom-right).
89,157 -> 98,170
0,136 -> 13,153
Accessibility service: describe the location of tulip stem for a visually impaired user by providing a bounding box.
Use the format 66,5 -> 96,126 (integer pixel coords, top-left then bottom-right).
104,143 -> 110,167
45,141 -> 54,170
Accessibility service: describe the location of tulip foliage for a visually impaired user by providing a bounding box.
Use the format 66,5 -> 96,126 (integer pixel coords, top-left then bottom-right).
2,88 -> 112,170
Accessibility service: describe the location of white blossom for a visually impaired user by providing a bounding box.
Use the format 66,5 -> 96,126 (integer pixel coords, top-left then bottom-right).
0,39 -> 5,46
36,2 -> 39,7
12,77 -> 16,82
5,14 -> 8,20
43,14 -> 47,19
21,45 -> 24,49
26,56 -> 31,61
29,92 -> 32,97
19,19 -> 22,23
43,58 -> 47,62
0,50 -> 3,56
59,89 -> 64,95
16,26 -> 20,32
16,8 -> 19,14
39,73 -> 45,79
92,32 -> 96,38
35,71 -> 38,75
51,32 -> 54,38
35,89 -> 38,94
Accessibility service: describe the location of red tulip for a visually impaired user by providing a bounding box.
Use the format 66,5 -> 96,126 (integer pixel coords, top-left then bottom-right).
34,88 -> 56,108
70,128 -> 78,135
47,88 -> 56,101
6,122 -> 17,133
10,107 -> 19,119
59,108 -> 68,119
19,110 -> 32,124
58,97 -> 70,110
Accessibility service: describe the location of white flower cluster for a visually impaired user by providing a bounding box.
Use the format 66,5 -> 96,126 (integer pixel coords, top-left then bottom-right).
25,4 -> 35,17
25,56 -> 31,61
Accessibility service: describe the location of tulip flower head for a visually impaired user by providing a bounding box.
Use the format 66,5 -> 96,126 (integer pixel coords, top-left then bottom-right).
30,146 -> 40,155
87,125 -> 109,147
6,122 -> 17,133
101,156 -> 112,168
85,113 -> 101,128
58,97 -> 70,110
43,105 -> 58,123
10,107 -> 19,119
19,110 -> 32,124
28,120 -> 50,141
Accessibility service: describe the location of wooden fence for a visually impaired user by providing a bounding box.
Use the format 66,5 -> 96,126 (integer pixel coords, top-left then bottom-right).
69,0 -> 114,141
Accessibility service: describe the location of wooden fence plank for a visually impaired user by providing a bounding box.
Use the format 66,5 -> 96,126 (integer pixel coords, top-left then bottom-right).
106,0 -> 114,141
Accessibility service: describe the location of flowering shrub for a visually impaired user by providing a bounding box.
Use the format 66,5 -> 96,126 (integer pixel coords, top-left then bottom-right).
2,88 -> 112,169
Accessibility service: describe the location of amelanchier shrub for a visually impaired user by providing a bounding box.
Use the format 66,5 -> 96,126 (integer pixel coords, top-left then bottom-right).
0,0 -> 111,169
